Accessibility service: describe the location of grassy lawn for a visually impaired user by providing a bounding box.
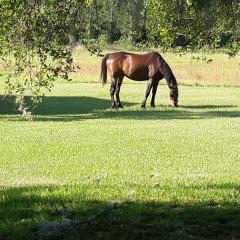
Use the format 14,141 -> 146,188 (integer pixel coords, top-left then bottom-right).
0,78 -> 240,239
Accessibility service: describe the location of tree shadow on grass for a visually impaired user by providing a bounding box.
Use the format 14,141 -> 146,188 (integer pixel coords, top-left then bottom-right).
181,104 -> 238,109
0,96 -> 115,115
34,97 -> 240,121
0,184 -> 240,240
0,96 -> 239,121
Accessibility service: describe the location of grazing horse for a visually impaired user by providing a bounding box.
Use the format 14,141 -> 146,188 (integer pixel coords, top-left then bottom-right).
100,51 -> 178,109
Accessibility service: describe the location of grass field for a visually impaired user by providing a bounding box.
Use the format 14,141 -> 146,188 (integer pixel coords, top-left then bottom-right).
70,47 -> 240,86
0,50 -> 240,240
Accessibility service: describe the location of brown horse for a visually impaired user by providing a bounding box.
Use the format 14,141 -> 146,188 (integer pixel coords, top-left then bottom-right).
100,51 -> 178,109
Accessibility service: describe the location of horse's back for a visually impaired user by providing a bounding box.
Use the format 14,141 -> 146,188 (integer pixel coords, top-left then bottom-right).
106,51 -> 161,80
107,51 -> 158,63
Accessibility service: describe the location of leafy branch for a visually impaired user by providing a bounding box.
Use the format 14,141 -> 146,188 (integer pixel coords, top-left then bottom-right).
0,0 -> 94,116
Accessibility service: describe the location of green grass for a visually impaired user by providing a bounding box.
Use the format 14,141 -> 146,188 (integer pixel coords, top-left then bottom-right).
0,80 -> 240,239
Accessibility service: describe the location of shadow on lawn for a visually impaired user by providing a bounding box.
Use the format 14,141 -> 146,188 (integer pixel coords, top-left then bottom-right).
0,184 -> 240,240
0,96 -> 239,121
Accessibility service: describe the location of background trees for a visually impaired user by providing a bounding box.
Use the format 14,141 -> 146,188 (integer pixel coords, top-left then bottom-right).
86,0 -> 239,54
146,0 -> 240,55
85,0 -> 147,45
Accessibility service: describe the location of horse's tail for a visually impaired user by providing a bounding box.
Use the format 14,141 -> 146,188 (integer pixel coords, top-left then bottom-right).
100,54 -> 109,85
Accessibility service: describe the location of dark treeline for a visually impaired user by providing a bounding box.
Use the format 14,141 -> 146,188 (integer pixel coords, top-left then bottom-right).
88,0 -> 147,44
81,0 -> 239,55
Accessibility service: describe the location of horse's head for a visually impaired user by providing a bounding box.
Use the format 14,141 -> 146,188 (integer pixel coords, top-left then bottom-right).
156,54 -> 179,107
169,85 -> 178,107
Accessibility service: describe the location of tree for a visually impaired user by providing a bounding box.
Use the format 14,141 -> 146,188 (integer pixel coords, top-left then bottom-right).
0,0 -> 93,114
84,0 -> 146,44
146,0 -> 240,54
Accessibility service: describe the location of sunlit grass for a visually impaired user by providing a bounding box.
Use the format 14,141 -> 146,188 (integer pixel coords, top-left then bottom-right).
70,47 -> 240,86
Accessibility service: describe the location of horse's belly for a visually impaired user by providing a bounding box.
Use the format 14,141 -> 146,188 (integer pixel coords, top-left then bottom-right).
126,68 -> 149,81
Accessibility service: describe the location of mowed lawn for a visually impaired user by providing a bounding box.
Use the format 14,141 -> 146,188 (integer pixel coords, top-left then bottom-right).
0,79 -> 240,240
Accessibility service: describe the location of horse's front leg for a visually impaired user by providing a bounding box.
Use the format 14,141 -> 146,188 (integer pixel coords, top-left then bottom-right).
150,79 -> 159,108
141,78 -> 153,108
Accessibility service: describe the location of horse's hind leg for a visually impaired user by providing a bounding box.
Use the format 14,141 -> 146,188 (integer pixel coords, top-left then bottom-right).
110,77 -> 117,109
115,76 -> 123,109
150,79 -> 160,108
141,78 -> 153,108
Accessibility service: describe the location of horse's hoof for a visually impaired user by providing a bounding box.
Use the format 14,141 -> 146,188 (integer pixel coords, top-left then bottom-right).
117,104 -> 123,109
169,100 -> 178,107
173,102 -> 178,107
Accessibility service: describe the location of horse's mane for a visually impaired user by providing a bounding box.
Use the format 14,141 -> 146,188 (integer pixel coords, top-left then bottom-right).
154,52 -> 177,88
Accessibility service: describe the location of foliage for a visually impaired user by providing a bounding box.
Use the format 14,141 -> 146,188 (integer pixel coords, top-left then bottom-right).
87,0 -> 239,54
85,0 -> 147,44
146,0 -> 240,54
0,0 -> 91,114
